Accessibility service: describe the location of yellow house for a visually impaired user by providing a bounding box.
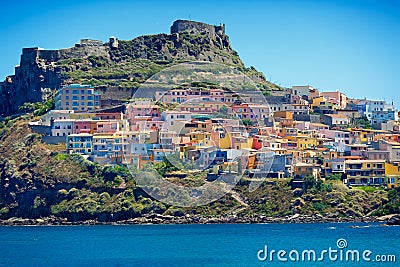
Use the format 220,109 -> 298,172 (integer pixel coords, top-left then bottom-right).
186,131 -> 213,146
345,160 -> 386,185
296,136 -> 318,150
385,163 -> 400,188
348,128 -> 370,144
359,130 -> 369,143
232,136 -> 253,149
211,131 -> 233,149
311,96 -> 336,110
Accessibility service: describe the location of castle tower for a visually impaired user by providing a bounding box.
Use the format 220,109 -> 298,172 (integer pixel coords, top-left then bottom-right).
109,36 -> 119,49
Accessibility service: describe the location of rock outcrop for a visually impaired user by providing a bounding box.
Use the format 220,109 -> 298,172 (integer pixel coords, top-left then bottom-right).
387,215 -> 400,225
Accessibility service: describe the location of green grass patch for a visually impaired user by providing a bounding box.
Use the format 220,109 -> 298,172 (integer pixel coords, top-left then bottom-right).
53,153 -> 68,161
357,186 -> 378,193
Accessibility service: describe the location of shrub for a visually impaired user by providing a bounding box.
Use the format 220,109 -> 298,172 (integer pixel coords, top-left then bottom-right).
313,202 -> 327,211
303,175 -> 316,191
326,173 -> 342,181
54,154 -> 68,161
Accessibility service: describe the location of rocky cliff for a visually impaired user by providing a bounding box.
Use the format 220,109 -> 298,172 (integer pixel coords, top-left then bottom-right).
0,20 -> 280,116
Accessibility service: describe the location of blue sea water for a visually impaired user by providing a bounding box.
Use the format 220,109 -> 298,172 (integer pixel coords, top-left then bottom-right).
0,222 -> 398,266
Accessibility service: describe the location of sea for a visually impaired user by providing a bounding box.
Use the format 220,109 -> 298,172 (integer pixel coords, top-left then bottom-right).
0,222 -> 398,266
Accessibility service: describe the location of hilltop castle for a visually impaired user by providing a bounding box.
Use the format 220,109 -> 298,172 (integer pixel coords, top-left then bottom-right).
0,20 -> 235,116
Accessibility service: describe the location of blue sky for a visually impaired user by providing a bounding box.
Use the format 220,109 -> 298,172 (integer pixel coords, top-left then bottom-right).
1,0 -> 399,106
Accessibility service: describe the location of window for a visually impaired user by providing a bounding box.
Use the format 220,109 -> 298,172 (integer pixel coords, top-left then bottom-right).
72,90 -> 78,94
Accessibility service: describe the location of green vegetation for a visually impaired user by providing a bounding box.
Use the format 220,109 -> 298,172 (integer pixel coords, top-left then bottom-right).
63,58 -> 168,88
354,116 -> 372,129
241,119 -> 253,127
302,175 -> 316,192
302,176 -> 333,193
50,188 -> 167,221
53,153 -> 68,161
358,186 -> 382,193
18,97 -> 55,116
326,173 -> 343,181
372,189 -> 400,216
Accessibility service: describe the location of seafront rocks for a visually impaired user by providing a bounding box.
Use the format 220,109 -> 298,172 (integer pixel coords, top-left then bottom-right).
0,213 -> 381,226
386,215 -> 400,225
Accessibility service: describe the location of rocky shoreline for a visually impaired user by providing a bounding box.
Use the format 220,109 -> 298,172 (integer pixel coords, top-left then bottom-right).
1,213 -> 397,226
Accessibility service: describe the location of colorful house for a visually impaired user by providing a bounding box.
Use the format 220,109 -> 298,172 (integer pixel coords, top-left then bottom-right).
345,160 -> 385,185
67,133 -> 93,155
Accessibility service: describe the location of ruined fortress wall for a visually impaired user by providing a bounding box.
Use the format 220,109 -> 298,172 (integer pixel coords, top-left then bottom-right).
170,20 -> 225,38
56,45 -> 108,60
37,45 -> 108,61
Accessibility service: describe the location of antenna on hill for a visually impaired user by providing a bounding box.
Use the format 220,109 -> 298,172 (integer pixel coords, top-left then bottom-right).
189,14 -> 191,21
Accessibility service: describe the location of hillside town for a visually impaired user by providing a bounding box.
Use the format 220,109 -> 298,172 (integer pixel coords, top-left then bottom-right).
29,84 -> 400,189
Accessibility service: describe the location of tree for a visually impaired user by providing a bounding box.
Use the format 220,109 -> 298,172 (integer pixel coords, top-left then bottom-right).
219,105 -> 228,116
303,175 -> 316,191
262,91 -> 270,96
241,118 -> 253,127
19,102 -> 38,113
388,189 -> 399,202
326,173 -> 342,181
354,116 -> 372,129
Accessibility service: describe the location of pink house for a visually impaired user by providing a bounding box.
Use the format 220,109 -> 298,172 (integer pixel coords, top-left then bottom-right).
96,121 -> 119,133
158,89 -> 188,103
74,120 -> 92,134
126,104 -> 161,126
126,104 -> 161,118
229,104 -> 251,119
134,120 -> 164,132
209,89 -> 225,102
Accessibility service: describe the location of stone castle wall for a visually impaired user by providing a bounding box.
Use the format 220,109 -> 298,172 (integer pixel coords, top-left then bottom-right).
170,20 -> 225,38
0,41 -> 109,115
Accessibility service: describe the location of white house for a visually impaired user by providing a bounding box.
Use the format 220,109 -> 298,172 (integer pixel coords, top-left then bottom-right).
51,119 -> 74,136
